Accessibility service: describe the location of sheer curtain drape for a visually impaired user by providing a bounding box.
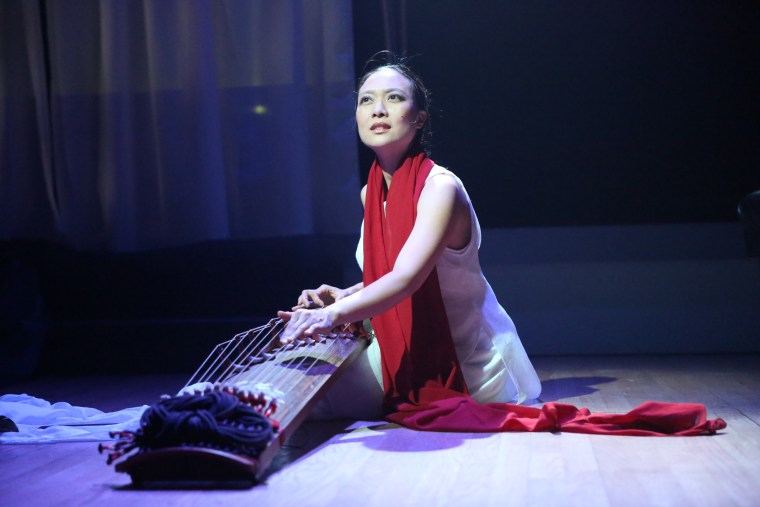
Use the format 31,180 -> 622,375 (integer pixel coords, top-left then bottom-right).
0,0 -> 360,251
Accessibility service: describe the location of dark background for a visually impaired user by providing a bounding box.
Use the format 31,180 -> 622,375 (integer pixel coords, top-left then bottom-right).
353,1 -> 759,227
3,1 -> 759,381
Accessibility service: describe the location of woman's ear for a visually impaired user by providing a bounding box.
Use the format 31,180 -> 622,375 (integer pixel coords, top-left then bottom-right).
415,110 -> 428,129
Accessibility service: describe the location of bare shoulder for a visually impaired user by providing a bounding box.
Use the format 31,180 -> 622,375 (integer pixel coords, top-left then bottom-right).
422,165 -> 465,199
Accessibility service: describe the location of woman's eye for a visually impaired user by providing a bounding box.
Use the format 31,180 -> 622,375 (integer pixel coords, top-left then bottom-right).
388,94 -> 404,101
359,96 -> 371,104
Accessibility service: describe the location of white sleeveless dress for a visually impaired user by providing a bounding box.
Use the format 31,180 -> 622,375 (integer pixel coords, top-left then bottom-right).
311,167 -> 541,419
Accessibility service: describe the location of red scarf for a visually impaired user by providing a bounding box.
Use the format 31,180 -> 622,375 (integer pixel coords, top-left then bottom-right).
363,149 -> 468,411
362,151 -> 725,436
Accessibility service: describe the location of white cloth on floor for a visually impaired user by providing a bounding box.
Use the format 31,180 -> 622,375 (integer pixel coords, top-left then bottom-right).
0,394 -> 146,443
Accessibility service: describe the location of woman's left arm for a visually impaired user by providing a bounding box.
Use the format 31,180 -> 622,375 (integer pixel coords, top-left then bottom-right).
278,174 -> 468,341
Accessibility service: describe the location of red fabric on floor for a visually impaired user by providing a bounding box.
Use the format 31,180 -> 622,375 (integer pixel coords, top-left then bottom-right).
387,387 -> 726,435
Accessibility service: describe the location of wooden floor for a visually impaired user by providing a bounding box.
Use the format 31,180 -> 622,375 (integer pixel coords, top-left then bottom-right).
2,354 -> 759,507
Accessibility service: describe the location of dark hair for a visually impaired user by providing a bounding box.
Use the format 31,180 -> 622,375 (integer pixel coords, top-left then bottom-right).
356,51 -> 433,152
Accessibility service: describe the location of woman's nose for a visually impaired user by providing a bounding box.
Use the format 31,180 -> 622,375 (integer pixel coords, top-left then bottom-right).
372,101 -> 387,116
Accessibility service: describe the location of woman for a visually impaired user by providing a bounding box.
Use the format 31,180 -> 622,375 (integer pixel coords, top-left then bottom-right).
278,53 -> 541,419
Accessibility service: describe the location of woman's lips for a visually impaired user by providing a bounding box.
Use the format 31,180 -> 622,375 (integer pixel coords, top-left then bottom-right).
370,122 -> 391,133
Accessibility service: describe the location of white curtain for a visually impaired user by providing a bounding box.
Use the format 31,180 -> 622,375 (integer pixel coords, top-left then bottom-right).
0,0 -> 361,251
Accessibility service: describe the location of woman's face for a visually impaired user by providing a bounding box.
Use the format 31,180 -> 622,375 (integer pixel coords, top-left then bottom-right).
356,67 -> 426,155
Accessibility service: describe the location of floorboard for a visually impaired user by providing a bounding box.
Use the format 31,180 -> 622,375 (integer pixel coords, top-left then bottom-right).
1,354 -> 759,507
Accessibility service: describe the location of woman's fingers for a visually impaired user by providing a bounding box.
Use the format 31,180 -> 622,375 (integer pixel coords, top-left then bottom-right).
278,312 -> 299,343
279,309 -> 312,344
296,292 -> 310,308
302,285 -> 346,307
278,308 -> 334,344
297,289 -> 325,309
293,284 -> 349,310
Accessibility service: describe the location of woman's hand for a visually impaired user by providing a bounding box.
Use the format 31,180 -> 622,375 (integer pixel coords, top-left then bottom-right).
294,284 -> 350,310
277,308 -> 336,344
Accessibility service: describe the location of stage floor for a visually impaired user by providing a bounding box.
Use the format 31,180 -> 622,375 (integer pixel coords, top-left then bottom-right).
2,354 -> 759,507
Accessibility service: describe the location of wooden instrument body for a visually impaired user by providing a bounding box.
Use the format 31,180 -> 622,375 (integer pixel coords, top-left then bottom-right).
113,319 -> 370,488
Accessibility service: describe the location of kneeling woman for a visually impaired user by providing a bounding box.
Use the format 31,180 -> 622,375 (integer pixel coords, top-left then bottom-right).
278,53 -> 541,419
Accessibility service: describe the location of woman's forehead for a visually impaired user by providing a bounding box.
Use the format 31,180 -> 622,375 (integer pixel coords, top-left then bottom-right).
359,67 -> 413,94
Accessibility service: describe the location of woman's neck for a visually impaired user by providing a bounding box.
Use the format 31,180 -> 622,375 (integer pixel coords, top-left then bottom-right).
374,154 -> 399,190
374,143 -> 416,189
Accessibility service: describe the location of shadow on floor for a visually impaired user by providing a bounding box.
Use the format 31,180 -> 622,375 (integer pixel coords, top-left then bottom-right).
537,376 -> 617,402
